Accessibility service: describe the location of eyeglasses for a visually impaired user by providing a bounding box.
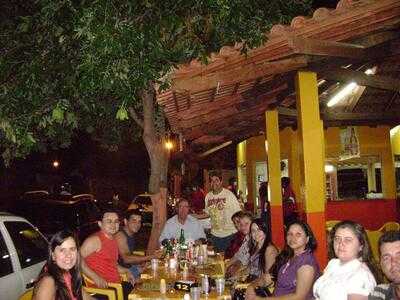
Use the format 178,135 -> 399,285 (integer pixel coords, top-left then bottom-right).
333,236 -> 354,245
103,219 -> 120,225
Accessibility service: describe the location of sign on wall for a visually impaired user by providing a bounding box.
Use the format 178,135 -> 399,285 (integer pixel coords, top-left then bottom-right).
340,126 -> 360,161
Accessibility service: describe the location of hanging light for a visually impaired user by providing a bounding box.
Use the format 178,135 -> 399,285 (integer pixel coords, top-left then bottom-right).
164,131 -> 174,150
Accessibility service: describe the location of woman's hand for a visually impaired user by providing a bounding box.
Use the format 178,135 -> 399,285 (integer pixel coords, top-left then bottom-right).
261,273 -> 273,286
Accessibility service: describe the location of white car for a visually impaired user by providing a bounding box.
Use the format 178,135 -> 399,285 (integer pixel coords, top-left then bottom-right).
0,212 -> 48,300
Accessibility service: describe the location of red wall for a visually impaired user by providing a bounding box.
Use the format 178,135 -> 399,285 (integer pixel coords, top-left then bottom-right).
326,199 -> 398,230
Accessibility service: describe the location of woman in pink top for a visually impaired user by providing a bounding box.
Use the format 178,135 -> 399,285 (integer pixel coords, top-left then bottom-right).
33,230 -> 93,300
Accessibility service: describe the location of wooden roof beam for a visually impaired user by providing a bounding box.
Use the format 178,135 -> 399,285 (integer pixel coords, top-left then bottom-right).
288,37 -> 365,59
346,86 -> 366,112
384,92 -> 400,111
278,107 -> 400,123
317,68 -> 400,92
277,107 -> 297,118
171,55 -> 308,93
322,111 -> 400,122
198,141 -> 233,158
172,91 -> 179,112
186,91 -> 191,109
288,36 -> 398,61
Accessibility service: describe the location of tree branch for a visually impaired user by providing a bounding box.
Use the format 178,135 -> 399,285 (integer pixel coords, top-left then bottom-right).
128,106 -> 144,129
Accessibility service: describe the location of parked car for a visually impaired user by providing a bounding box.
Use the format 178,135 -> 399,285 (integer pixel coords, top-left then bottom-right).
0,212 -> 48,300
10,192 -> 100,242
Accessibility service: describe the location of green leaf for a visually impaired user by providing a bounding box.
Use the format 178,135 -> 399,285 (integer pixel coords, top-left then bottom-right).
116,106 -> 129,120
52,107 -> 64,123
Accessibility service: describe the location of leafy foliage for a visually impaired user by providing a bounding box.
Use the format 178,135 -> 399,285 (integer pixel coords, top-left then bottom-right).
1,0 -> 312,164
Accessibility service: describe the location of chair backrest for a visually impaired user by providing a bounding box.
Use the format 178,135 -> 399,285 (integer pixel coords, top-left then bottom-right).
326,220 -> 341,232
379,222 -> 400,233
82,273 -> 123,300
366,229 -> 383,263
19,289 -> 33,300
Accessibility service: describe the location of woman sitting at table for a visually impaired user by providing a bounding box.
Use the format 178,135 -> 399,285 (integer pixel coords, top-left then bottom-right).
246,220 -> 320,300
313,220 -> 381,300
33,230 -> 93,300
232,218 -> 278,299
247,218 -> 279,282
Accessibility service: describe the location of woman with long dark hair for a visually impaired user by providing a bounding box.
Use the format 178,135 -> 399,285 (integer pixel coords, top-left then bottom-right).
33,230 -> 93,300
247,218 -> 278,281
246,220 -> 320,299
313,220 -> 381,300
233,218 -> 278,300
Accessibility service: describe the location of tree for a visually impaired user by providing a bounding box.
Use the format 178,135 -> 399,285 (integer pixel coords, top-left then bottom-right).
1,0 -> 312,249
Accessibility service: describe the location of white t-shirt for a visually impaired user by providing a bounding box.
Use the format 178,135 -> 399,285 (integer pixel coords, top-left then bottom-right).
204,188 -> 241,237
313,258 -> 376,300
159,215 -> 206,244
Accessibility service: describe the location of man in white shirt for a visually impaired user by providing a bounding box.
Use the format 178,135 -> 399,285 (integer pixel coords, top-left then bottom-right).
201,170 -> 241,252
159,198 -> 206,244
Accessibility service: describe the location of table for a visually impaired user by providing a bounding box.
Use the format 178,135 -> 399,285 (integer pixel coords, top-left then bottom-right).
129,255 -> 231,300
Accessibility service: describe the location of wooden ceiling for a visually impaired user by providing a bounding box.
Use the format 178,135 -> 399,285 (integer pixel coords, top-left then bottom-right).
156,0 -> 400,153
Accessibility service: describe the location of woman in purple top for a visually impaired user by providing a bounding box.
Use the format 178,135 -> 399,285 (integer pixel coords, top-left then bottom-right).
246,220 -> 320,300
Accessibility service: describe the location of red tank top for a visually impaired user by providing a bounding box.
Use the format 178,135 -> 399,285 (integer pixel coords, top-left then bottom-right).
85,231 -> 120,284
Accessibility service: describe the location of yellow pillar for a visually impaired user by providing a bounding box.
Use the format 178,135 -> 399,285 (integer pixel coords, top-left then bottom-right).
288,128 -> 303,218
266,110 -> 285,248
296,71 -> 327,268
236,141 -> 247,200
382,128 -> 396,198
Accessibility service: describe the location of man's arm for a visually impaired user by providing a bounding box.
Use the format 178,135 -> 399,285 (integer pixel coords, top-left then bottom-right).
117,264 -> 135,285
115,231 -> 161,264
80,235 -> 108,288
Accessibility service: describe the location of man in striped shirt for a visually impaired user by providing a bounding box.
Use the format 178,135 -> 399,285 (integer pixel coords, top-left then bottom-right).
369,230 -> 400,300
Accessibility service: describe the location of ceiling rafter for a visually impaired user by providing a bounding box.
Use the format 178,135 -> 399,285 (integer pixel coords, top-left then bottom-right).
316,68 -> 400,91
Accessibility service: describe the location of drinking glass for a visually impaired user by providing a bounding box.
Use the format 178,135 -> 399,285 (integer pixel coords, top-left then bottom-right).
190,286 -> 201,300
215,277 -> 225,295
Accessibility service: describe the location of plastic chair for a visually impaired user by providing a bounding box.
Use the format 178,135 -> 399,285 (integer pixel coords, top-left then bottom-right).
83,274 -> 123,300
325,220 -> 341,232
378,222 -> 400,233
366,229 -> 383,263
19,289 -> 33,300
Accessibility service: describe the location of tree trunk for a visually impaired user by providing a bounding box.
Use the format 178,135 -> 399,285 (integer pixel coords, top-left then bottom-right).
140,81 -> 169,253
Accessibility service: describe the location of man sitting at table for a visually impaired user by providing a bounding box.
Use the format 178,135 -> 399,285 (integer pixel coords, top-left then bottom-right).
224,210 -> 251,259
369,230 -> 400,300
116,209 -> 163,280
225,211 -> 253,278
80,207 -> 134,299
159,198 -> 206,244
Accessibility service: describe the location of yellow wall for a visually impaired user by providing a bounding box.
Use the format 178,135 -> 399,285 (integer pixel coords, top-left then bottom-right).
245,136 -> 267,205
391,125 -> 400,155
325,126 -> 392,158
239,125 -> 397,204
